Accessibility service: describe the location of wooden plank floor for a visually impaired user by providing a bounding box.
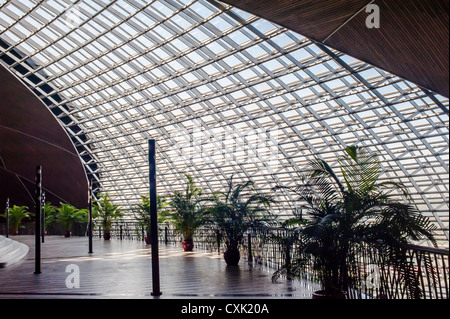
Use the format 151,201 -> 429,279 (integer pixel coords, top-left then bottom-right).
0,236 -> 318,299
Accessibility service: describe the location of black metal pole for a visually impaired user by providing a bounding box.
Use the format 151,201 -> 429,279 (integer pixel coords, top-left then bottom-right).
149,140 -> 161,296
88,180 -> 93,254
41,192 -> 45,243
34,165 -> 42,274
5,198 -> 9,238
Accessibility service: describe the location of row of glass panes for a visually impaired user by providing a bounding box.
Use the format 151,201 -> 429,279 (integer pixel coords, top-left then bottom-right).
55,40 -> 319,112
76,95 -> 447,153
0,0 -> 448,242
69,75 -> 395,136
2,1 -> 273,83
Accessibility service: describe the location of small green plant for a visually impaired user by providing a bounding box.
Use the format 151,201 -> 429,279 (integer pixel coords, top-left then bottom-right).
134,194 -> 169,243
0,205 -> 30,235
165,175 -> 206,249
207,176 -> 275,265
56,203 -> 87,237
43,202 -> 57,230
93,193 -> 122,240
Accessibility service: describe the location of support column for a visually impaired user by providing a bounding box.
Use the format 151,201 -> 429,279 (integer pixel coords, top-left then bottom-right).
149,140 -> 161,296
88,180 -> 93,254
5,198 -> 9,238
34,165 -> 42,274
41,192 -> 45,243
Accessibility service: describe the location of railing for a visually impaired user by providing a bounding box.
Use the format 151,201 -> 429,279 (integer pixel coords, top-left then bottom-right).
247,227 -> 449,300
343,243 -> 449,299
96,221 -> 449,299
92,221 -> 221,252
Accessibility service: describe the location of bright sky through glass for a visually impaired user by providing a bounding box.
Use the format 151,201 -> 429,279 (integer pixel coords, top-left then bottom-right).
0,0 -> 448,246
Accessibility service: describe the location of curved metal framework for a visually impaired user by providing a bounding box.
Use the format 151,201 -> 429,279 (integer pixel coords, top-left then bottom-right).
0,0 -> 448,245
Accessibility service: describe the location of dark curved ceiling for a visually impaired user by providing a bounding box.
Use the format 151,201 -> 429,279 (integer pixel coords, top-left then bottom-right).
221,0 -> 449,98
0,65 -> 88,209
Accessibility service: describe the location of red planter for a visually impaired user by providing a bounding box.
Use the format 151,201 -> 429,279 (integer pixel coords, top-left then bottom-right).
144,236 -> 152,245
103,233 -> 111,240
182,240 -> 194,251
64,231 -> 71,238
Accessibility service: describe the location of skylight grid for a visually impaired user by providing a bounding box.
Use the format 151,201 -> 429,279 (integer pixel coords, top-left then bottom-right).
0,0 -> 448,245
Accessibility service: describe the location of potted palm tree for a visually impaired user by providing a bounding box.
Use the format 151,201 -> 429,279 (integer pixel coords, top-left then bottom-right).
93,193 -> 122,240
134,195 -> 169,245
207,177 -> 275,266
164,174 -> 205,251
56,203 -> 87,237
43,202 -> 57,235
273,145 -> 436,298
0,205 -> 29,235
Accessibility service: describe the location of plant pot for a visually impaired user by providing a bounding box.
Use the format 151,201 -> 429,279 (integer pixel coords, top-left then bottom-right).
224,248 -> 240,266
103,232 -> 111,240
312,290 -> 347,300
182,240 -> 194,251
11,230 -> 18,236
64,231 -> 71,238
144,236 -> 152,245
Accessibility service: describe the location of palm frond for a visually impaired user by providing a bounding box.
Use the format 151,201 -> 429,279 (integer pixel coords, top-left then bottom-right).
339,145 -> 380,197
308,158 -> 345,194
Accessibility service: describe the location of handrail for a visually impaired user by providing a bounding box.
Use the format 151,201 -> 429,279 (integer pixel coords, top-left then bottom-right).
406,244 -> 449,255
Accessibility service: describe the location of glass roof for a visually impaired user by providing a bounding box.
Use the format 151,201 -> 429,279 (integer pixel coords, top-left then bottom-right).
0,0 -> 448,246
